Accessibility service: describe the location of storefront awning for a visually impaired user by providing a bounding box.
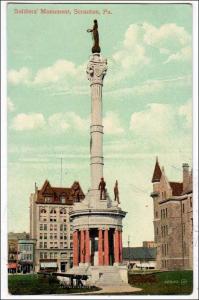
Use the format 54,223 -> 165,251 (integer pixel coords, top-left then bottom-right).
7,263 -> 17,269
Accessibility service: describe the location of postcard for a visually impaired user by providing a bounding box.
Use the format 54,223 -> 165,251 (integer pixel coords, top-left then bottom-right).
1,0 -> 198,298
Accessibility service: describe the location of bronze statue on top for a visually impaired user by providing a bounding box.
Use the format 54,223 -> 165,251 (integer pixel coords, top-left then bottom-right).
87,19 -> 101,53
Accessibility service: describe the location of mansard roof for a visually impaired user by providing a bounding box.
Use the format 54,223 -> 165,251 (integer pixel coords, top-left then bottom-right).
169,182 -> 183,196
36,180 -> 85,204
152,158 -> 162,183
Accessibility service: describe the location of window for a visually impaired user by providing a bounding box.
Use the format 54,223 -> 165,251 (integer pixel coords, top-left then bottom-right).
44,224 -> 47,231
45,197 -> 52,203
50,208 -> 56,214
50,242 -> 53,249
63,219 -> 67,223
60,224 -> 63,231
40,233 -> 43,240
44,242 -> 47,249
40,208 -> 46,214
64,224 -> 67,231
165,208 -> 168,218
50,218 -> 56,222
190,197 -> 192,208
60,242 -> 63,248
60,234 -> 63,240
40,224 -> 43,230
50,233 -> 53,240
64,242 -> 67,249
54,252 -> 57,259
191,218 -> 193,233
182,224 -> 185,235
60,208 -> 66,215
54,224 -> 57,231
64,235 -> 67,240
183,241 -> 186,255
54,234 -> 57,239
156,227 -> 159,236
44,252 -> 48,259
40,242 -> 43,248
182,203 -> 185,213
50,224 -> 53,231
44,233 -> 47,239
40,252 -> 43,259
50,252 -> 53,259
60,197 -> 66,204
166,244 -> 168,255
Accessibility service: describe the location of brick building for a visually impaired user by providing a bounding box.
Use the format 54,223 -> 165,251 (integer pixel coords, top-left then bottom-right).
151,158 -> 193,270
30,180 -> 84,272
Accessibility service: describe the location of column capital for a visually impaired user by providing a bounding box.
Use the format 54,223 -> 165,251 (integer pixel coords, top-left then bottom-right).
87,54 -> 107,85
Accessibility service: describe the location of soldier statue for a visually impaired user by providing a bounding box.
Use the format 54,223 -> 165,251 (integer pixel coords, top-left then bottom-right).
87,19 -> 101,53
98,177 -> 106,200
114,180 -> 120,204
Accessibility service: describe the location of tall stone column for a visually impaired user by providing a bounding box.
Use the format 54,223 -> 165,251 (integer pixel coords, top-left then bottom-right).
104,228 -> 109,265
114,229 -> 120,264
80,230 -> 85,263
85,229 -> 90,264
98,229 -> 104,265
87,53 -> 107,191
73,230 -> 79,266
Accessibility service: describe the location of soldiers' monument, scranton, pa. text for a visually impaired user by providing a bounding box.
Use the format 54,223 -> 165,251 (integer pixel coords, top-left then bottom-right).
68,20 -> 128,286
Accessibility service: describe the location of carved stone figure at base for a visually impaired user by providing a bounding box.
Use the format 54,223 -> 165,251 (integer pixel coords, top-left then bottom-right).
98,177 -> 106,200
114,180 -> 120,204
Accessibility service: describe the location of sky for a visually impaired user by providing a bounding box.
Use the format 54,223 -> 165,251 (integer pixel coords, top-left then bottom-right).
7,2 -> 192,246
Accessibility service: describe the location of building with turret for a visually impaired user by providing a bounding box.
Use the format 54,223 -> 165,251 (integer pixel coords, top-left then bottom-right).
151,158 -> 193,270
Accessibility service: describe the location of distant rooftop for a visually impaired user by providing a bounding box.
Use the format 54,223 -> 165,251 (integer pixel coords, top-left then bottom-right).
122,247 -> 157,261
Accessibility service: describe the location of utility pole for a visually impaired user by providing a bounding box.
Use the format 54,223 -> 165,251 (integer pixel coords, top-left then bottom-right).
60,157 -> 63,187
128,235 -> 130,267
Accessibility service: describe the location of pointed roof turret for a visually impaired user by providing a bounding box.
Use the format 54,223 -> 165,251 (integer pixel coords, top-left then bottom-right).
152,157 -> 162,183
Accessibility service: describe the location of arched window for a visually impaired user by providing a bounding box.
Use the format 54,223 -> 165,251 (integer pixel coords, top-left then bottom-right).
40,208 -> 46,214
50,208 -> 56,214
60,208 -> 66,215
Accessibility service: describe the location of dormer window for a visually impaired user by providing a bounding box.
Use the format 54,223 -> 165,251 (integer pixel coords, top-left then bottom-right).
60,196 -> 66,204
44,197 -> 52,203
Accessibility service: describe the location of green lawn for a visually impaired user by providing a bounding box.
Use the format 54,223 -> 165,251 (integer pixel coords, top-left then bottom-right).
128,270 -> 193,295
8,274 -> 100,295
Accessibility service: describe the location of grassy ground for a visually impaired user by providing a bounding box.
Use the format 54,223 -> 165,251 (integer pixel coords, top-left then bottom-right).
8,274 -> 100,295
128,270 -> 193,295
8,271 -> 193,295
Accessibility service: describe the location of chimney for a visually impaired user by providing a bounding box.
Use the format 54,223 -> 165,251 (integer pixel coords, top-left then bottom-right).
182,163 -> 189,191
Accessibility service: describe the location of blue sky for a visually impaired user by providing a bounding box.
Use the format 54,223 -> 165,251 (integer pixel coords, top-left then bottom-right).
7,3 -> 192,246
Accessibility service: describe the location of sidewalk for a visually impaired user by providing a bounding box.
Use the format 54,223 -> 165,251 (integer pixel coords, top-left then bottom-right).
73,284 -> 142,295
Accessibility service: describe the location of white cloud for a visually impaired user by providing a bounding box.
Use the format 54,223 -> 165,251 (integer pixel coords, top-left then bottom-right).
12,113 -> 46,131
103,111 -> 124,135
112,24 -> 150,71
8,67 -> 31,85
48,112 -> 89,134
34,59 -> 77,85
179,99 -> 192,128
130,103 -> 175,136
7,97 -> 15,112
143,22 -> 191,50
164,46 -> 192,64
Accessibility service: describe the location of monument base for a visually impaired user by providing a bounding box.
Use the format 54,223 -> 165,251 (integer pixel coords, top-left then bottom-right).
65,265 -> 128,286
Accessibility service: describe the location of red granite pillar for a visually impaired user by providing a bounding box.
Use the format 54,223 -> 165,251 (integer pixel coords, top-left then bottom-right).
114,229 -> 120,263
104,229 -> 109,265
98,229 -> 104,265
85,229 -> 90,264
73,230 -> 79,266
80,230 -> 85,263
119,230 -> 123,263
